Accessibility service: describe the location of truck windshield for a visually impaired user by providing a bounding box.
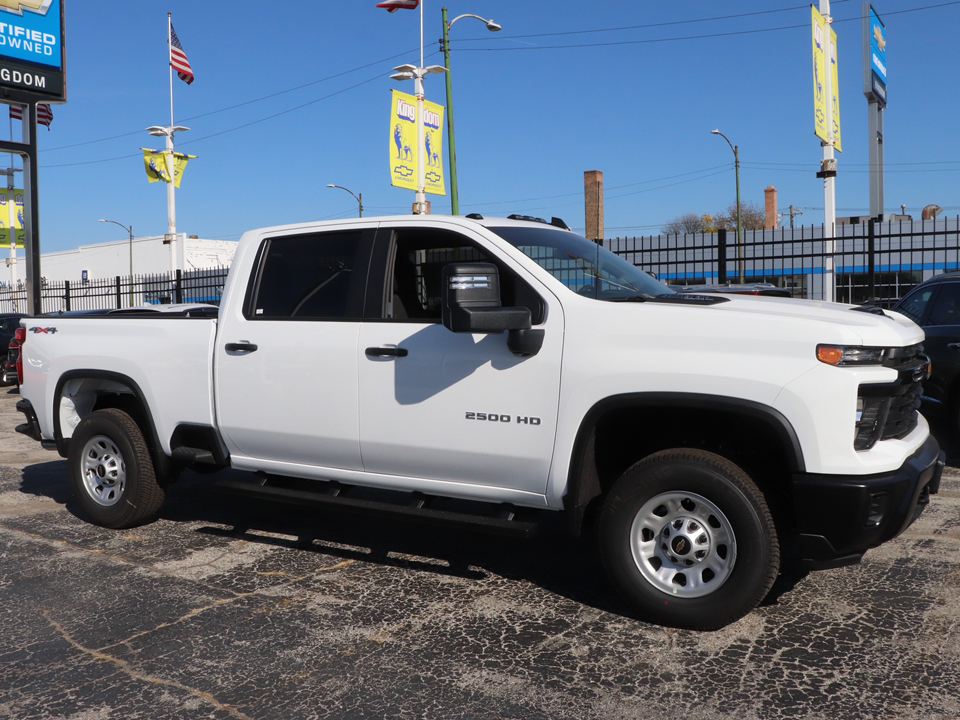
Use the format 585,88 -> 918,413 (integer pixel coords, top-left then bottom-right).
487,225 -> 672,300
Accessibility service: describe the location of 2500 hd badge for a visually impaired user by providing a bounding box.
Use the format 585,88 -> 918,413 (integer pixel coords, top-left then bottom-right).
465,412 -> 541,425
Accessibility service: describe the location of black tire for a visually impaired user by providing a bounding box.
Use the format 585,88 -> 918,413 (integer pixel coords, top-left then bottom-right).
598,448 -> 780,630
68,408 -> 165,529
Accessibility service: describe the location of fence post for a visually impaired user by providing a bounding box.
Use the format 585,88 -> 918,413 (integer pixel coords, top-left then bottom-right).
717,229 -> 727,284
64,280 -> 71,312
867,218 -> 876,305
115,276 -> 121,308
175,269 -> 183,304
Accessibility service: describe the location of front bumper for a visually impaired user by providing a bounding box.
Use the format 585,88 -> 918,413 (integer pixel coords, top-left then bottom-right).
792,434 -> 943,569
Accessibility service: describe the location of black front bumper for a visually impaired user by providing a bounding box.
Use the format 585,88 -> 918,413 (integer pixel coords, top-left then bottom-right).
792,435 -> 943,569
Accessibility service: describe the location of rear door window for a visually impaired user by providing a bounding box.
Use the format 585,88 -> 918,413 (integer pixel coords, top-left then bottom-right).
249,231 -> 369,320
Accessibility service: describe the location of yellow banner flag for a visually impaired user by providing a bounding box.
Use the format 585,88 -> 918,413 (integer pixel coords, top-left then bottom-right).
171,151 -> 197,189
143,148 -> 172,184
812,6 -> 828,144
389,89 -> 445,196
829,23 -> 842,152
142,149 -> 197,187
0,188 -> 25,249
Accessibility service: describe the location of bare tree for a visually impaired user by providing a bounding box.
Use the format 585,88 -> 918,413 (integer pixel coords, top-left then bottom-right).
711,201 -> 766,231
662,213 -> 711,235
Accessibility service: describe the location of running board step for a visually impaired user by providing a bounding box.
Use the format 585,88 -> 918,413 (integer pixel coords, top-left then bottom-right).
213,478 -> 539,538
171,446 -> 216,464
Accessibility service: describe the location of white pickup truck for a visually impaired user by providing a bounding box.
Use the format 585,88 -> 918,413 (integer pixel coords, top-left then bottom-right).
15,214 -> 943,629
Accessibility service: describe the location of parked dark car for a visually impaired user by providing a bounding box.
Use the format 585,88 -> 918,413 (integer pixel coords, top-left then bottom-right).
668,282 -> 792,298
892,271 -> 960,431
0,313 -> 26,387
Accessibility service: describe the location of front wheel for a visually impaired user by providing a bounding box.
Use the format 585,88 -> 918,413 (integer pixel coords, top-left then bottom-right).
598,448 -> 779,630
68,408 -> 165,528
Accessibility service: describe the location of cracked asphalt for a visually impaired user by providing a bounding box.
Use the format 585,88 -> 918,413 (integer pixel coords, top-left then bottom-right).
2,385 -> 959,720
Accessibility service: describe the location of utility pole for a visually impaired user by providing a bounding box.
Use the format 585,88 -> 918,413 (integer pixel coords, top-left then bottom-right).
788,205 -> 804,229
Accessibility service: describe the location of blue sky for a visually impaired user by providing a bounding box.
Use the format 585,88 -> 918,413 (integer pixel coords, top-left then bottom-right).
11,0 -> 960,253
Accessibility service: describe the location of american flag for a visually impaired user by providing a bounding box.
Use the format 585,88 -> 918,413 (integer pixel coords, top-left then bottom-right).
9,103 -> 53,128
170,24 -> 194,85
376,0 -> 419,11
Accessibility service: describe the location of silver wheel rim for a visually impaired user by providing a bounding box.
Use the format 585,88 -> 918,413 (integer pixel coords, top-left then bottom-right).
630,491 -> 737,599
80,434 -> 127,507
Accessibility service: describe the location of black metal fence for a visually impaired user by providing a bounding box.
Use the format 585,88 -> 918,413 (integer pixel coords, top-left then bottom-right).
0,266 -> 229,314
606,216 -> 960,304
4,218 -> 960,313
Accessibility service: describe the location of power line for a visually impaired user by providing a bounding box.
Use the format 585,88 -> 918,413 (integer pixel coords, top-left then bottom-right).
457,1 -> 959,52
42,72 -> 386,168
460,1 -> 853,41
463,165 -> 732,209
39,48 -> 421,155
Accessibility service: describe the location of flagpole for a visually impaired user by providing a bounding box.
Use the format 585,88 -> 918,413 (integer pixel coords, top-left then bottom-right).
415,1 -> 426,214
166,12 -> 178,274
6,112 -> 14,305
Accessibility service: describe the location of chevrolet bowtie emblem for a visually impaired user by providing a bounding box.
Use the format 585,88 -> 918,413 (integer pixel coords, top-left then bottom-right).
0,0 -> 53,16
874,25 -> 886,52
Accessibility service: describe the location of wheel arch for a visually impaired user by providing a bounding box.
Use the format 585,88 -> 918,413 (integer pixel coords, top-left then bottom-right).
563,392 -> 805,536
53,370 -> 173,479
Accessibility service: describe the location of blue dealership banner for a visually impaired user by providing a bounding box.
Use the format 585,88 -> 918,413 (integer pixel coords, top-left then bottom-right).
862,3 -> 886,107
0,0 -> 62,70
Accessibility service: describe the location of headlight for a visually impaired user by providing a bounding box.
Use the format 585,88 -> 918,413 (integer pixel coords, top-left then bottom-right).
817,345 -> 887,366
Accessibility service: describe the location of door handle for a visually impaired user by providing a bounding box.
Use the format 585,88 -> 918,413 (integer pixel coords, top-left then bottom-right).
948,343 -> 960,350
225,342 -> 258,353
365,346 -> 408,358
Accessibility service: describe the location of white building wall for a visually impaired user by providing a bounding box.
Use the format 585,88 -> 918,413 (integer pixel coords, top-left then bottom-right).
27,234 -> 237,283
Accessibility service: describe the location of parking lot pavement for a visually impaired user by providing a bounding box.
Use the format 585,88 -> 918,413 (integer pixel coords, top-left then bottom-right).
2,386 -> 960,720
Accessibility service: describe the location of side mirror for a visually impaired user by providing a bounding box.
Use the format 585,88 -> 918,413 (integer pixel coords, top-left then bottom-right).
442,263 -> 530,334
441,263 -> 544,356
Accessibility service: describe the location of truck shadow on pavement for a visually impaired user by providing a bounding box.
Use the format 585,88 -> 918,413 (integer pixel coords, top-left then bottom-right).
19,460 -> 71,504
16,411 -> 959,629
158,469 -> 813,624
165,468 -> 629,618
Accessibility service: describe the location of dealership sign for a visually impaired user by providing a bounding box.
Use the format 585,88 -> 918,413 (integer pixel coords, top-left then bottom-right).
0,0 -> 65,100
862,3 -> 886,107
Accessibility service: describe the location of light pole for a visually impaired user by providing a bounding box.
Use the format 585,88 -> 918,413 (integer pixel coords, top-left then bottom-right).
146,124 -> 189,273
711,129 -> 743,284
99,218 -> 135,307
326,184 -> 363,217
391,63 -> 447,214
441,8 -> 500,216
389,1 -> 446,215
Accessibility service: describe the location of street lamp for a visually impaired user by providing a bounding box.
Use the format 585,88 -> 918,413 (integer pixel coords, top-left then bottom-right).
99,218 -> 135,307
390,63 -> 447,214
387,1 -> 449,215
711,129 -> 743,284
441,8 -> 501,216
326,184 -> 363,218
146,124 -> 189,273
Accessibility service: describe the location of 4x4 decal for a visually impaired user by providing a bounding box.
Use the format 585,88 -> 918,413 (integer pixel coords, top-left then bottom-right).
29,326 -> 56,334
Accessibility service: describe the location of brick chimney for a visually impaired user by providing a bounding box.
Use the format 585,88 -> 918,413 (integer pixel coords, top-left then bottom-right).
764,186 -> 778,230
584,170 -> 604,242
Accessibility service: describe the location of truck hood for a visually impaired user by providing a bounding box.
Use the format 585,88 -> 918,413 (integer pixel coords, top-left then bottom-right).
666,294 -> 923,347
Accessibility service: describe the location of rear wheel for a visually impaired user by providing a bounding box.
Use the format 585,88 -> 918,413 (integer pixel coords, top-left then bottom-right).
598,448 -> 779,630
68,408 -> 165,528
